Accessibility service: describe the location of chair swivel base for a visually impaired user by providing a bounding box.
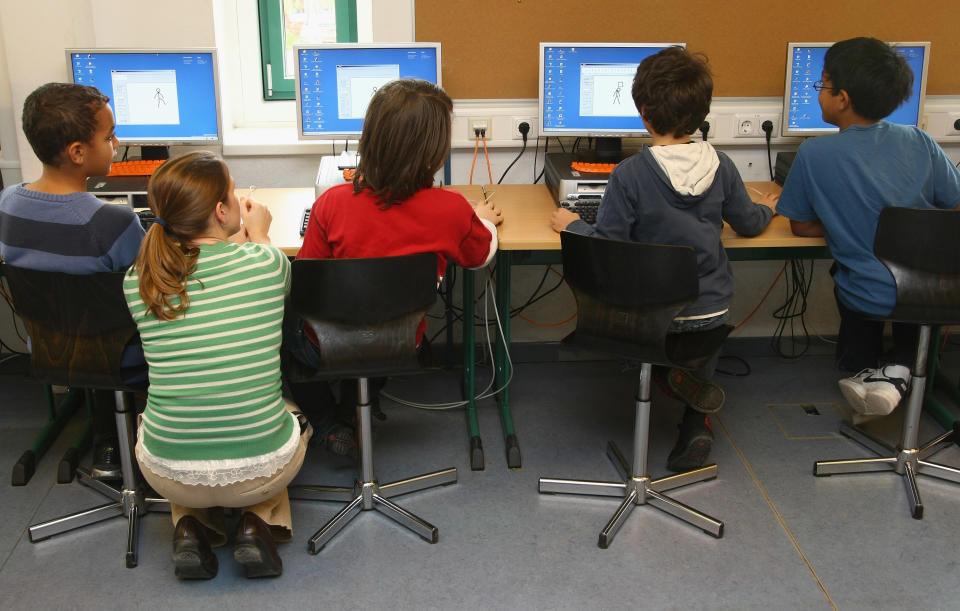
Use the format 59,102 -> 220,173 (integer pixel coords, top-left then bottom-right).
814,421 -> 960,519
539,441 -> 724,548
290,467 -> 457,554
28,467 -> 170,568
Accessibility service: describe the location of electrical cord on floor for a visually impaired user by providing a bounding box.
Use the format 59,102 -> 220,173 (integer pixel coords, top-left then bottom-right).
770,259 -> 815,359
716,354 -> 751,377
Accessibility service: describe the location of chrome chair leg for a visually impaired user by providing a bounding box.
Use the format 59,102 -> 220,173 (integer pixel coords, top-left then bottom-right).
28,391 -> 167,567
539,366 -> 724,547
813,325 -> 960,519
294,377 -> 457,554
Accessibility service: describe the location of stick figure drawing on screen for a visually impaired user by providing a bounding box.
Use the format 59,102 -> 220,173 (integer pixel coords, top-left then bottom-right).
612,81 -> 623,104
155,88 -> 166,108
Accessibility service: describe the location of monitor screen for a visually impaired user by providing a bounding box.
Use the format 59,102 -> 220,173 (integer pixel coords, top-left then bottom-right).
295,43 -> 441,139
782,42 -> 930,137
539,43 -> 686,139
66,49 -> 221,147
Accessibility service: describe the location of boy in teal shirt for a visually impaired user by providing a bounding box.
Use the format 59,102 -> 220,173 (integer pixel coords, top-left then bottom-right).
776,37 -> 960,418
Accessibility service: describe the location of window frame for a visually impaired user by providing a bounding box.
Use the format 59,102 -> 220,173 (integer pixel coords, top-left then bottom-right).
257,0 -> 358,101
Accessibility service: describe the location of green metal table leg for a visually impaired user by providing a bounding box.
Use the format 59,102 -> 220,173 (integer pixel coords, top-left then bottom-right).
57,389 -> 94,483
494,252 -> 521,468
463,267 -> 483,470
923,328 -> 959,429
12,387 -> 84,486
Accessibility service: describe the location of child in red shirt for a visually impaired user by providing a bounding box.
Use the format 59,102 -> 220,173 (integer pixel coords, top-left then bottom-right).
286,78 -> 502,454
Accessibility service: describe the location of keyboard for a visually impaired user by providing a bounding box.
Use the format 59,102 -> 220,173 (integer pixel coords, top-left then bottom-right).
300,207 -> 311,236
108,159 -> 166,177
559,200 -> 600,224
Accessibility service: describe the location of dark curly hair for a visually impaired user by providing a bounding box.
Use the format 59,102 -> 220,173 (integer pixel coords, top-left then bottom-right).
631,47 -> 713,138
22,82 -> 110,166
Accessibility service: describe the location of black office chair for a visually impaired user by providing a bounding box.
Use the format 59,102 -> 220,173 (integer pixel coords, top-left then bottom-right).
814,207 -> 960,518
539,232 -> 730,547
3,265 -> 167,567
286,253 -> 458,554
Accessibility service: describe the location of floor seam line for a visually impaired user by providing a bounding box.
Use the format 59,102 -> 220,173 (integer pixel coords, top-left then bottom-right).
716,413 -> 838,611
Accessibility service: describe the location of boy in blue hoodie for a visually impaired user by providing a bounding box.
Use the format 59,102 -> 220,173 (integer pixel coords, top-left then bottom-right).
552,47 -> 774,471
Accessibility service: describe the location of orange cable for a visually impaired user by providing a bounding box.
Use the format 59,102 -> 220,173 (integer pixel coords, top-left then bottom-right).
941,326 -> 951,351
468,134 -> 480,185
517,311 -> 578,327
732,262 -> 788,333
482,133 -> 493,184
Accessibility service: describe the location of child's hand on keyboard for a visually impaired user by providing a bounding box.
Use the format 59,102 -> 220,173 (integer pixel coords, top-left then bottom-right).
551,207 -> 581,233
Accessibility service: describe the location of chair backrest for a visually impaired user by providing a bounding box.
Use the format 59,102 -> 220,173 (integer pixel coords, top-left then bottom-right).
2,265 -> 138,388
291,253 -> 437,377
874,207 -> 960,324
561,231 -> 719,365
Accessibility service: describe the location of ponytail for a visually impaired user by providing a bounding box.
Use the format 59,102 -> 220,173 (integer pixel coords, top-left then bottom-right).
131,151 -> 230,320
134,222 -> 199,321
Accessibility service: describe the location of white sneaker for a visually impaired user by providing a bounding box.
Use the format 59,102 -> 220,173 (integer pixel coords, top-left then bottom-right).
838,365 -> 911,417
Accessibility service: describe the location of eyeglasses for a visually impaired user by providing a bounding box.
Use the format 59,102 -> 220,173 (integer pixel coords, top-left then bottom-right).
812,80 -> 835,92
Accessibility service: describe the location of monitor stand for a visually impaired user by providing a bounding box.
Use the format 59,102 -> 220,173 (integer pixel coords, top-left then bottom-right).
573,137 -> 624,164
140,146 -> 169,161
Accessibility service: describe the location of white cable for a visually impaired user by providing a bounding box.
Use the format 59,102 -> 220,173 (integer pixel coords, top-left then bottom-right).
381,275 -> 514,410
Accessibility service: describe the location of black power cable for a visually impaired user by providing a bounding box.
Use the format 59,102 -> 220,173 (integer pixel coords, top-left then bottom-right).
761,120 -> 775,181
498,122 -> 530,184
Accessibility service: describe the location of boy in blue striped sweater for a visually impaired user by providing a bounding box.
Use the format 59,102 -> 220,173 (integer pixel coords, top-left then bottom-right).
0,83 -> 145,478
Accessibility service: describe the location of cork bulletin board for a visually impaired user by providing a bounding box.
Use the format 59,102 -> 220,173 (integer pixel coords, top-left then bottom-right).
415,0 -> 960,100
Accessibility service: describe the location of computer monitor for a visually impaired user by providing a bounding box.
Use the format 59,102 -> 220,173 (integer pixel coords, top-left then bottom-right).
66,49 -> 221,159
782,42 -> 930,137
539,42 -> 685,161
295,43 -> 442,139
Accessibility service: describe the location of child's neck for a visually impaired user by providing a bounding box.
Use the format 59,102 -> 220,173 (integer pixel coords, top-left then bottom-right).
649,132 -> 694,146
833,108 -> 878,132
26,164 -> 88,195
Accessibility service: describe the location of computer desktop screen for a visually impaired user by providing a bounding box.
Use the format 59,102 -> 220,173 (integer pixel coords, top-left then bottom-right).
295,43 -> 441,139
539,42 -> 685,160
66,49 -> 221,157
782,42 -> 930,137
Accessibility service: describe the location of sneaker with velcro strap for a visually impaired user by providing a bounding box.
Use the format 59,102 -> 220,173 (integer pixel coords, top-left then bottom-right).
838,365 -> 911,417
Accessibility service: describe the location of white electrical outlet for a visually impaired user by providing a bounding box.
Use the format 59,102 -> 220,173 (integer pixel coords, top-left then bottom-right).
468,117 -> 491,140
735,115 -> 756,137
948,112 -> 960,136
735,113 -> 779,138
512,117 -> 537,140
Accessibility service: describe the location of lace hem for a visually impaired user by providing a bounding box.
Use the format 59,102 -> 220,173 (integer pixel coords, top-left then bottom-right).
136,412 -> 300,487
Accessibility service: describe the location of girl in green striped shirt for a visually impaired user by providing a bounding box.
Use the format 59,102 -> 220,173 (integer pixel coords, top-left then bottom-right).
125,151 -> 310,580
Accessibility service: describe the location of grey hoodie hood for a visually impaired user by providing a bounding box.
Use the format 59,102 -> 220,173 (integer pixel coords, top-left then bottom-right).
647,141 -> 720,198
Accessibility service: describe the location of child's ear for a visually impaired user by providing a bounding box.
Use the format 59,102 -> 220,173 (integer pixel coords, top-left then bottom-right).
836,89 -> 852,111
214,201 -> 227,225
65,141 -> 85,166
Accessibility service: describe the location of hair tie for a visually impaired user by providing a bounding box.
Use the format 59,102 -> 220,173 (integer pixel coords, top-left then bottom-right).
154,218 -> 167,228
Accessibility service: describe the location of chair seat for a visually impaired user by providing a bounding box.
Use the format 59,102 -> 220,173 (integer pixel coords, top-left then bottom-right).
564,324 -> 732,370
